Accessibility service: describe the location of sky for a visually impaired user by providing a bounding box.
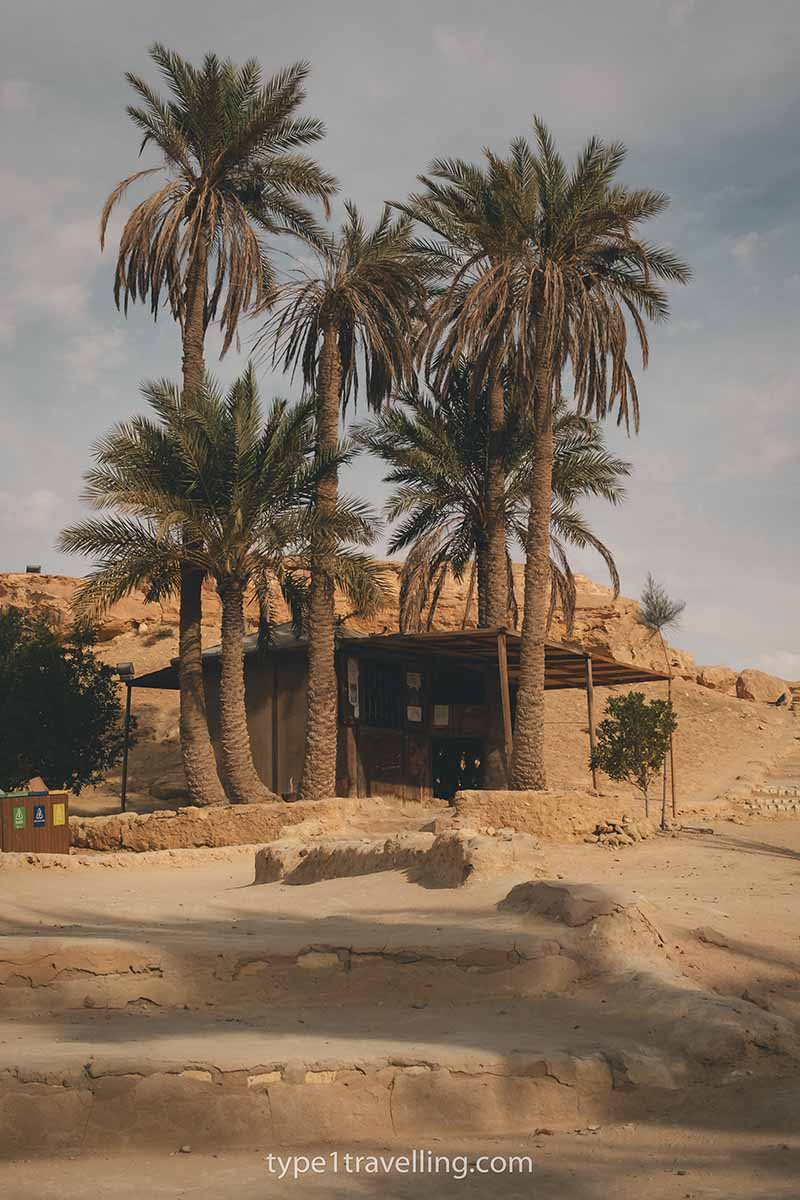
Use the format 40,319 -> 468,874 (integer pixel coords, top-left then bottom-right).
1,0 -> 798,675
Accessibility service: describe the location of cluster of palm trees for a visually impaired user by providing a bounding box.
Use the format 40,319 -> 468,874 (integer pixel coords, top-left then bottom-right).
60,45 -> 688,807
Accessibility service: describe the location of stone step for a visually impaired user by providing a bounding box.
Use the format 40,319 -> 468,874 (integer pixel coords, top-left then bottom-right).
0,991 -> 768,1158
0,1003 -> 665,1155
0,933 -> 578,1014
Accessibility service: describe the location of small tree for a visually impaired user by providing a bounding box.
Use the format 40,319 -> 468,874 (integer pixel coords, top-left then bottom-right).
638,574 -> 685,821
590,691 -> 677,821
0,608 -> 128,794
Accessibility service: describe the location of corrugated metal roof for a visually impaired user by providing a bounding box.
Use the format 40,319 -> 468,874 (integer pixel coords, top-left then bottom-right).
132,622 -> 667,692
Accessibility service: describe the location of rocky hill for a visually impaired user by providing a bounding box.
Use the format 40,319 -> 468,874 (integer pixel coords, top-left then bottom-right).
0,564 -> 790,696
1,566 -> 796,815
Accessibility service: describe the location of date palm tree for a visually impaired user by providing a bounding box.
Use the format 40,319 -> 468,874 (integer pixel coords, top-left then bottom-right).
408,125 -> 687,789
358,361 -> 629,634
100,44 -> 337,806
393,149 -> 542,784
395,154 -> 560,626
505,123 -> 689,789
257,203 -> 426,801
60,368 -> 384,805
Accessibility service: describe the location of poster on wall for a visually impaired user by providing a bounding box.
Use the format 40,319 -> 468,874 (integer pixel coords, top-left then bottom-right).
347,658 -> 360,717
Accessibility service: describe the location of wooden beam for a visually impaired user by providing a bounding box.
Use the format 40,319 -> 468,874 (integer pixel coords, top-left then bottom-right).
271,662 -> 279,795
120,683 -> 133,813
497,630 -> 514,761
585,655 -> 598,792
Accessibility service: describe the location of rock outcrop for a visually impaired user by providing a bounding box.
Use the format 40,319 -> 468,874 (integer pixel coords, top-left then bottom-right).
735,668 -> 786,703
697,665 -> 738,695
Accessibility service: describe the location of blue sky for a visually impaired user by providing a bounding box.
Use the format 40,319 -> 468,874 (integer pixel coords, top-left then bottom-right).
1,0 -> 798,674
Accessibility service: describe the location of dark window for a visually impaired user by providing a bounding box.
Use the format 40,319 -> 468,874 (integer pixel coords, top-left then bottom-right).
361,659 -> 403,729
432,667 -> 485,706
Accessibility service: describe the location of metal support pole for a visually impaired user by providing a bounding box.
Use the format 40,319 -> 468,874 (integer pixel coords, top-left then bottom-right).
585,655 -> 598,792
120,682 -> 132,813
497,630 -> 514,763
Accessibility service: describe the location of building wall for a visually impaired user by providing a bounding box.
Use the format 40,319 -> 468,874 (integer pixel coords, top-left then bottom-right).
203,651 -> 308,797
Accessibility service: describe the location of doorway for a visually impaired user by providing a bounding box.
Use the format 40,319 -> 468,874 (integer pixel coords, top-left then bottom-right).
432,737 -> 484,802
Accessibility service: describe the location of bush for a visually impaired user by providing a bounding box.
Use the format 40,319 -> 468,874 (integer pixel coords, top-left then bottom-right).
591,690 -> 677,811
0,607 -> 129,793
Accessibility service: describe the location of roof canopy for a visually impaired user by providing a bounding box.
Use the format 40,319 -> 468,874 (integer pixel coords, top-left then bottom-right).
132,623 -> 666,692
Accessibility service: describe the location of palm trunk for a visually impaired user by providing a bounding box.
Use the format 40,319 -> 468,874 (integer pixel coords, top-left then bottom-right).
484,374 -> 508,624
461,560 -> 477,629
476,546 -> 489,628
176,231 -> 227,808
298,325 -> 342,802
478,373 -> 513,787
179,564 -> 227,807
218,578 -> 280,805
511,364 -> 554,790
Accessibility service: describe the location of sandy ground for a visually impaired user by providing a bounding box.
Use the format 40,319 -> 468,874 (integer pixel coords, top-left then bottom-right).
3,1093 -> 800,1199
3,817 -> 800,1197
3,817 -> 799,995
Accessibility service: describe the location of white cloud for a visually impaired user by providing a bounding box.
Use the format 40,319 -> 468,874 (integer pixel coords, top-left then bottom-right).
731,231 -> 765,263
0,80 -> 34,113
0,488 -> 62,534
433,28 -> 504,76
0,177 -> 117,345
62,327 -> 127,387
667,0 -> 696,31
754,651 -> 800,682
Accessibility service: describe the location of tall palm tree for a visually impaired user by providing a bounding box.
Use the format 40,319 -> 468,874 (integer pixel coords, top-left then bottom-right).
394,155 -> 542,785
400,125 -> 688,789
394,155 -> 538,629
358,362 -> 629,635
501,123 -> 689,789
60,368 -> 384,805
100,44 -> 337,806
257,203 -> 426,801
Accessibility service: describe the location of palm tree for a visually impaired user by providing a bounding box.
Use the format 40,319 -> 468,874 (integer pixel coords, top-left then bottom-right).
60,368 -> 384,805
638,574 -> 685,826
358,362 -> 629,635
100,44 -> 337,806
417,123 -> 688,790
257,203 -> 426,801
394,151 -> 546,786
394,154 -> 539,630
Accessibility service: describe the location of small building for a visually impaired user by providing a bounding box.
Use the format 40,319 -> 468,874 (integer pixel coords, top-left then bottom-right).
132,623 -> 667,802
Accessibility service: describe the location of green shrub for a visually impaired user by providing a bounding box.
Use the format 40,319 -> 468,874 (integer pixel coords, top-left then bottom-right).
0,607 -> 129,793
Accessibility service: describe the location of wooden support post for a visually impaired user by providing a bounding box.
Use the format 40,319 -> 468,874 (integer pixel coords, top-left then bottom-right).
496,630 -> 514,762
345,724 -> 359,798
585,655 -> 598,792
668,677 -> 677,821
271,662 -> 280,796
120,683 -> 133,813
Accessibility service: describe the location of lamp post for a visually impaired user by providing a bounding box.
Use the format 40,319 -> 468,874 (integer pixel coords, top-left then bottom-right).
115,663 -> 135,812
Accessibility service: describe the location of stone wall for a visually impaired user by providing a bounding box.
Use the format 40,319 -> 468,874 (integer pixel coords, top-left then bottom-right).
69,798 -> 366,853
453,789 -> 646,842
